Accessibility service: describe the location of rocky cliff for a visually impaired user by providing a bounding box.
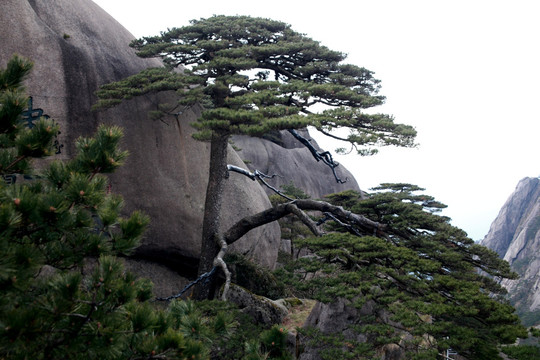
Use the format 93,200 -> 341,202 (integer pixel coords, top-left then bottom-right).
0,0 -> 359,297
232,131 -> 360,200
481,177 -> 540,325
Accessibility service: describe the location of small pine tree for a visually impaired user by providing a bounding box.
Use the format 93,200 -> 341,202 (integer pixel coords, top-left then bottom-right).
0,55 -> 210,359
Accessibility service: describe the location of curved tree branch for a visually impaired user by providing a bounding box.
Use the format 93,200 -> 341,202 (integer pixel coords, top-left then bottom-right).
289,203 -> 325,236
287,129 -> 347,184
294,199 -> 385,236
223,202 -> 293,245
227,164 -> 293,200
159,189 -> 386,302
213,236 -> 231,301
317,212 -> 362,236
223,199 -> 386,246
155,267 -> 217,302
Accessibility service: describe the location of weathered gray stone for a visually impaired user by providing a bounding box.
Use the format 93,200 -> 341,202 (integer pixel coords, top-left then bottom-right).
232,130 -> 361,199
0,0 -> 280,280
482,177 -> 540,317
280,239 -> 292,254
225,284 -> 288,327
121,258 -> 191,300
482,177 -> 540,257
298,298 -> 409,360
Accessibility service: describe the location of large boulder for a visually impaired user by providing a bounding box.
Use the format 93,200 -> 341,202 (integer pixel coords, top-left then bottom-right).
224,284 -> 288,327
0,0 -> 281,287
232,130 -> 361,199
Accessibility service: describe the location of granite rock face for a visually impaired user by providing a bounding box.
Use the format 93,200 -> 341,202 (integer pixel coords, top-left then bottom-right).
0,0 -> 281,291
232,130 -> 361,199
481,177 -> 540,324
224,284 -> 288,327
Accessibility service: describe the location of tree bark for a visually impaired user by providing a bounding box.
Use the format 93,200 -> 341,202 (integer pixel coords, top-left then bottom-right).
195,132 -> 229,299
223,199 -> 386,246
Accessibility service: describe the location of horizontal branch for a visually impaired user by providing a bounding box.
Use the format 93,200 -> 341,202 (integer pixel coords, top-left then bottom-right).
223,199 -> 386,246
294,199 -> 385,235
227,164 -> 293,201
224,202 -> 293,245
287,129 -> 347,184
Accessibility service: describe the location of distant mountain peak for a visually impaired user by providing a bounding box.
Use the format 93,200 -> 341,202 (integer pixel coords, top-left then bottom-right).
482,176 -> 540,325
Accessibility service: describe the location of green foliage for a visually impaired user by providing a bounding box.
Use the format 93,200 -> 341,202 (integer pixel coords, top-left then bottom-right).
259,325 -> 291,360
269,183 -> 311,208
95,15 -> 416,154
0,55 -> 57,175
0,55 -> 209,359
502,344 -> 540,360
276,185 -> 527,359
88,17 -> 526,360
280,182 -> 311,200
94,14 -> 418,302
225,253 -> 285,299
192,300 -> 292,360
298,327 -> 376,360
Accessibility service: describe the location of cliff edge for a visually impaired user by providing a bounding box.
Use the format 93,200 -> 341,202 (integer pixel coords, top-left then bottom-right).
481,177 -> 540,325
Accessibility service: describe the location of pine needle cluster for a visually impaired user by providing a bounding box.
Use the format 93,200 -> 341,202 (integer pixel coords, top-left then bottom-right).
95,15 -> 416,154
276,185 -> 527,359
0,55 -> 212,360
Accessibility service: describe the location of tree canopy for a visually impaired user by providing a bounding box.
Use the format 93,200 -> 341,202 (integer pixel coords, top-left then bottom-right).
0,14 -> 528,359
96,15 -> 415,152
0,55 -> 227,360
93,15 -> 529,358
275,184 -> 526,359
95,15 -> 419,299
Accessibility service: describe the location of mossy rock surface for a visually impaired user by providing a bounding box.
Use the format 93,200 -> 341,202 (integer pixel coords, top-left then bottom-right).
225,284 -> 288,327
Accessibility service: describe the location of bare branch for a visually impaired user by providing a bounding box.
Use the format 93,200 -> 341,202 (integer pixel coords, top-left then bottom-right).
227,164 -> 293,200
223,199 -> 386,246
158,198 -> 386,302
223,202 -> 293,245
287,129 -> 347,184
213,236 -> 231,301
289,203 -> 324,236
294,199 -> 385,236
155,267 -> 217,301
317,212 -> 362,236
227,164 -> 257,180
155,237 -> 231,302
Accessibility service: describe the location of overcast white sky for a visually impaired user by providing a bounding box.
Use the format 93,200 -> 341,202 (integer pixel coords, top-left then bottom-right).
92,0 -> 539,240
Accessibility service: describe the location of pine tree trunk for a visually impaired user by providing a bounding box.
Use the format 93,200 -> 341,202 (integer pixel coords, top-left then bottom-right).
195,132 -> 229,299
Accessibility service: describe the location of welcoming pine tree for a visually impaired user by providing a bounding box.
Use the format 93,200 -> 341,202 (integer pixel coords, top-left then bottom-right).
0,55 -> 221,359
94,15 -> 417,299
88,16 -> 530,359
90,16 -> 530,359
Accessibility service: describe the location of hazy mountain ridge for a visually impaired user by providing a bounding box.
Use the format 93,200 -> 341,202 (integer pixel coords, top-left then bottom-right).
481,177 -> 540,325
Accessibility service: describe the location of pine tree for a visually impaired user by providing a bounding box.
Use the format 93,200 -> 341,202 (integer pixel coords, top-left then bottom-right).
0,55 -> 213,360
94,15 -> 417,299
86,16 -> 529,358
276,184 -> 527,359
